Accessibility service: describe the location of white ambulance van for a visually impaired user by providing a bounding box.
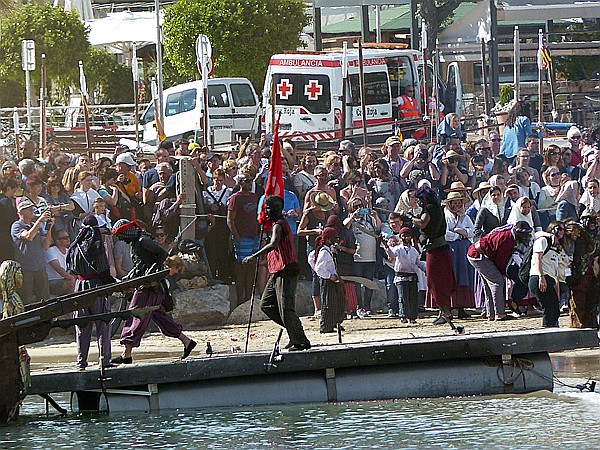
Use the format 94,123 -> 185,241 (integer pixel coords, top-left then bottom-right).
261,49 -> 462,142
141,77 -> 260,145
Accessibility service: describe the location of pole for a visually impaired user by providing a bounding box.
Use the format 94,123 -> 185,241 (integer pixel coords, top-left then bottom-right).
341,41 -> 348,140
375,5 -> 381,43
13,110 -> 20,159
25,66 -> 32,133
421,19 -> 430,140
433,41 -> 441,137
155,0 -> 164,125
537,29 -> 544,125
513,26 -> 520,102
245,224 -> 264,353
548,60 -> 557,120
481,39 -> 491,122
201,46 -> 209,148
132,43 -> 140,148
40,54 -> 47,152
358,39 -> 368,147
270,74 -> 276,134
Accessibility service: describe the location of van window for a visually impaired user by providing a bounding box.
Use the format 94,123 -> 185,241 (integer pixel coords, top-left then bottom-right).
386,56 -> 414,99
231,83 -> 256,107
165,88 -> 197,117
142,103 -> 155,124
272,74 -> 331,114
208,84 -> 230,107
349,72 -> 390,106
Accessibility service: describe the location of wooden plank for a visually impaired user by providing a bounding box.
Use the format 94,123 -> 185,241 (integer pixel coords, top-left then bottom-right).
28,328 -> 599,395
0,334 -> 20,422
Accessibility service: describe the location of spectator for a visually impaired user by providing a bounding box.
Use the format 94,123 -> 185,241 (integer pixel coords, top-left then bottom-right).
71,171 -> 102,220
381,136 -> 407,188
555,180 -> 581,221
293,152 -> 318,204
11,198 -> 54,304
227,173 -> 260,307
142,148 -> 172,203
115,152 -> 142,215
62,155 -> 91,195
368,158 -> 401,209
513,167 -> 541,202
526,135 -> 543,172
0,178 -> 18,264
579,178 -> 600,214
474,186 -> 505,239
222,159 -> 239,189
344,198 -> 381,317
541,145 -> 566,176
566,126 -> 583,166
466,182 -> 491,223
340,170 -> 370,212
304,165 -> 340,214
400,144 -> 440,188
46,228 -> 76,295
325,214 -> 357,316
500,100 -> 535,161
42,177 -> 75,236
510,148 -> 541,186
440,150 -> 468,193
154,226 -> 177,254
538,166 -> 562,229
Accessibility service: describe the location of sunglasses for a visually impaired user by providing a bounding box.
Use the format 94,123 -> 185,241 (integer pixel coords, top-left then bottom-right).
491,138 -> 501,142
571,136 -> 581,139
550,173 -> 560,177
350,179 -> 361,184
155,233 -> 166,237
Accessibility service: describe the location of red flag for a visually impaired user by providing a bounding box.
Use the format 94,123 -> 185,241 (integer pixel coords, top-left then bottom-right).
258,117 -> 284,229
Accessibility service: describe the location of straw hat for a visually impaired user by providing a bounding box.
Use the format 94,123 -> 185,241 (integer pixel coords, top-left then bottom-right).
444,181 -> 471,193
472,182 -> 492,198
309,191 -> 335,211
443,191 -> 469,204
442,150 -> 461,161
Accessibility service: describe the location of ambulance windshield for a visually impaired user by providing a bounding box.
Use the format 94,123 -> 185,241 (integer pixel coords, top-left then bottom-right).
272,74 -> 331,114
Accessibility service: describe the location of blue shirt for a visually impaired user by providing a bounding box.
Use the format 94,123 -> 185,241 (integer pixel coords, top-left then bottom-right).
500,116 -> 533,159
257,190 -> 300,235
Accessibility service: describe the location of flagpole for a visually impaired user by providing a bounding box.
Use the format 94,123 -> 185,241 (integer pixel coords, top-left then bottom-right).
358,38 -> 368,147
341,41 -> 348,140
79,60 -> 92,159
513,26 -> 520,101
245,111 -> 283,353
40,54 -> 47,152
421,19 -> 431,141
132,43 -> 140,149
537,29 -> 544,126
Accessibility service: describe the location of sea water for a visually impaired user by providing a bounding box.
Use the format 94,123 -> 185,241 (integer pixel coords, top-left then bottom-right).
2,353 -> 599,449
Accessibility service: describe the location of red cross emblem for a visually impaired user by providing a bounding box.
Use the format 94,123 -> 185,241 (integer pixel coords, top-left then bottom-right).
277,79 -> 293,100
304,80 -> 323,100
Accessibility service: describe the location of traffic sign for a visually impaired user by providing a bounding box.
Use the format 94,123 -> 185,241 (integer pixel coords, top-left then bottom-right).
21,40 -> 35,71
197,56 -> 215,78
195,34 -> 212,65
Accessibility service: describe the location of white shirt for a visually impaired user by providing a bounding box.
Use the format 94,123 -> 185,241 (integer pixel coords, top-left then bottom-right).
530,236 -> 560,282
45,246 -> 68,281
71,188 -> 101,214
444,210 -> 474,243
385,244 -> 426,283
309,245 -> 337,279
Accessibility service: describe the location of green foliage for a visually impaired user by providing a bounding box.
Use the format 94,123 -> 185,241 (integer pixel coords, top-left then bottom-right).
84,48 -> 133,104
0,4 -> 89,106
499,84 -> 514,106
553,22 -> 600,81
163,0 -> 309,89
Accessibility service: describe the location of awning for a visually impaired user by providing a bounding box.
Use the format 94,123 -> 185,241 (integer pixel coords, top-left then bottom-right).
86,11 -> 162,53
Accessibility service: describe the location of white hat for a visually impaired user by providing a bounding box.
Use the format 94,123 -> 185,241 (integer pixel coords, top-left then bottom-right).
116,152 -> 136,166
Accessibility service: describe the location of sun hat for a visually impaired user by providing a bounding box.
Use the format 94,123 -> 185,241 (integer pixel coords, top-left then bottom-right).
17,197 -> 35,212
309,191 -> 335,211
472,182 -> 492,198
444,181 -> 471,193
385,136 -> 402,147
443,191 -> 469,204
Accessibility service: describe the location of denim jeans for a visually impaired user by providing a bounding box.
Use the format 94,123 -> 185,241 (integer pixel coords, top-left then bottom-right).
354,261 -> 376,309
383,264 -> 399,313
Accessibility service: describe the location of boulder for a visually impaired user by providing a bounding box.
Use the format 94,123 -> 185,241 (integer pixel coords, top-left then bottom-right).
172,284 -> 230,327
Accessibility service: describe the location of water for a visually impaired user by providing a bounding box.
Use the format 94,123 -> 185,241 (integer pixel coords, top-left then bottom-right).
2,353 -> 600,449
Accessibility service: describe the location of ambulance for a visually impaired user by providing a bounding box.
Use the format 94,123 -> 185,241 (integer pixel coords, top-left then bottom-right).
140,77 -> 260,145
261,48 -> 462,142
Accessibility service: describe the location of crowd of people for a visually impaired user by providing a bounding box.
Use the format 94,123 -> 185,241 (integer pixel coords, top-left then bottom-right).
1,99 -> 600,366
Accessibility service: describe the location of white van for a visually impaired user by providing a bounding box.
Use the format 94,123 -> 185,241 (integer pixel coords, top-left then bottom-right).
141,77 -> 260,145
261,49 -> 462,142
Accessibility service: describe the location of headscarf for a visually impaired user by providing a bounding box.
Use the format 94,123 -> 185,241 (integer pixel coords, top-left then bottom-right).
437,114 -> 463,140
555,180 -> 580,207
488,175 -> 504,190
67,214 -> 104,262
415,185 -> 440,207
480,188 -> 505,223
313,227 -> 338,263
506,197 -> 534,228
112,218 -> 143,242
326,214 -> 343,232
0,260 -> 24,319
395,189 -> 422,217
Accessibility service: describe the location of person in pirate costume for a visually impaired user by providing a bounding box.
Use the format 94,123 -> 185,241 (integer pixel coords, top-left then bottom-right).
110,219 -> 196,364
568,211 -> 600,329
66,215 -> 114,370
309,226 -> 346,334
400,185 -> 457,324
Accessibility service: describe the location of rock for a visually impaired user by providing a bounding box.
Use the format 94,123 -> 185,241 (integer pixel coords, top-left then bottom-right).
179,254 -> 208,278
177,275 -> 209,290
226,279 -> 315,325
172,284 -> 231,327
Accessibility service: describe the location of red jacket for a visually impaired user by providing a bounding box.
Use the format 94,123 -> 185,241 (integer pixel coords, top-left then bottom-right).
467,228 -> 516,275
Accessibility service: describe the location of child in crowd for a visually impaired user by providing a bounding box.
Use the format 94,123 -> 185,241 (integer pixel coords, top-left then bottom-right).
383,227 -> 426,324
93,197 -> 112,231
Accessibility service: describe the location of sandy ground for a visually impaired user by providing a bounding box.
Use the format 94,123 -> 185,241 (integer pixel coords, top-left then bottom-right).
26,309 -> 594,372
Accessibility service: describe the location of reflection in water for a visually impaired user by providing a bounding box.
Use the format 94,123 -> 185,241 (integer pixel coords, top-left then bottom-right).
3,352 -> 600,449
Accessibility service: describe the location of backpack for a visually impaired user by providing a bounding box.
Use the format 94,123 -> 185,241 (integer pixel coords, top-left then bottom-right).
518,236 -> 553,285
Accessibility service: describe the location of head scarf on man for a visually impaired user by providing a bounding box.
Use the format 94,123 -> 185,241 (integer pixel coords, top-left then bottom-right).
68,214 -> 104,261
112,218 -> 143,243
313,227 -> 338,263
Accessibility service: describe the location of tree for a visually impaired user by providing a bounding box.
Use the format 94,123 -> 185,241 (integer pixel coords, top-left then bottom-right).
0,4 -> 89,106
162,0 -> 309,89
85,47 -> 133,104
553,21 -> 600,81
419,0 -> 469,59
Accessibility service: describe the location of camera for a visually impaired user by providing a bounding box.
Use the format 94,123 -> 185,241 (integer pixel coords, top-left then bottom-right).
119,177 -> 131,185
359,208 -> 370,216
418,150 -> 428,160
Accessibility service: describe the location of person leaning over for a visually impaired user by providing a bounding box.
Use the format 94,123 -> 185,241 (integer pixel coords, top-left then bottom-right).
243,196 -> 311,351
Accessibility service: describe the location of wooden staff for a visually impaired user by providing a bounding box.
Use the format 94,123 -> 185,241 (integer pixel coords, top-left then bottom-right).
358,38 -> 368,147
